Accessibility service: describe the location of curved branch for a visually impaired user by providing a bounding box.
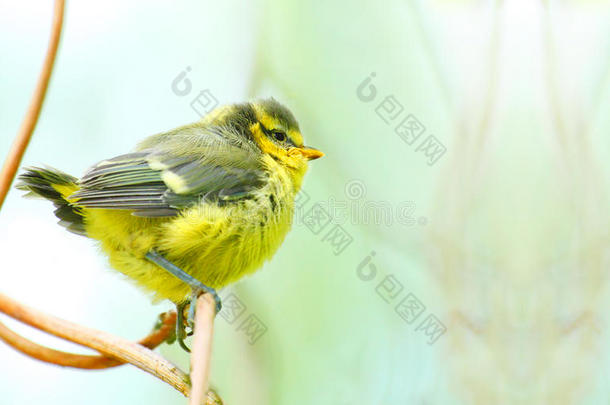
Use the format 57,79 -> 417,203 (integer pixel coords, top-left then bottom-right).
0,0 -> 65,209
0,311 -> 176,369
0,292 -> 191,396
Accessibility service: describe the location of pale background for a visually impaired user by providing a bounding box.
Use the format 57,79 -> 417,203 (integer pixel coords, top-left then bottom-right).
1,1 -> 610,404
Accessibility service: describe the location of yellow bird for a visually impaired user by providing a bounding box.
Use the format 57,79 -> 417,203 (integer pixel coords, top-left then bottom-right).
16,98 -> 323,349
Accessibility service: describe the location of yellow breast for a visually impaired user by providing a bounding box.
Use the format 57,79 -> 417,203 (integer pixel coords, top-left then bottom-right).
85,154 -> 305,304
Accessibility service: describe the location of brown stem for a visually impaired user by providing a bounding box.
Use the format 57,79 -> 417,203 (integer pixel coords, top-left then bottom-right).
0,311 -> 176,369
0,292 -> 191,396
0,0 -> 65,209
189,294 -> 216,405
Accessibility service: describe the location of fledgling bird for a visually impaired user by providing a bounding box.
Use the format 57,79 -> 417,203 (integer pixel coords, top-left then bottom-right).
16,98 -> 323,349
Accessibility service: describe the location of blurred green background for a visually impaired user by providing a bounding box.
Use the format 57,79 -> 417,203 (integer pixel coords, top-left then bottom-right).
2,1 -> 610,404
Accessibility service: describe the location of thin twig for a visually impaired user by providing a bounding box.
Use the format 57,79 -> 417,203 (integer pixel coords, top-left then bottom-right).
0,0 -> 65,210
0,292 -> 191,396
0,311 -> 176,369
189,294 -> 216,405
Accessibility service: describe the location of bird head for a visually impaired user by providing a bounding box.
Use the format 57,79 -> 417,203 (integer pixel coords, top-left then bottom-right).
203,98 -> 324,171
248,98 -> 324,166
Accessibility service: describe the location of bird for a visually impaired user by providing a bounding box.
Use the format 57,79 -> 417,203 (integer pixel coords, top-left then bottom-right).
16,98 -> 323,350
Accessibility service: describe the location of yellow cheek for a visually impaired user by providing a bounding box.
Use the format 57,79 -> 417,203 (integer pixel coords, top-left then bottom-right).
249,122 -> 285,158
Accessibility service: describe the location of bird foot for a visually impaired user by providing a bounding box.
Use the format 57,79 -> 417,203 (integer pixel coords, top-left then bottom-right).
175,285 -> 222,352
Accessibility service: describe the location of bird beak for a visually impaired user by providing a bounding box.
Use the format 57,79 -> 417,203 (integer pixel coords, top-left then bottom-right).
295,146 -> 324,160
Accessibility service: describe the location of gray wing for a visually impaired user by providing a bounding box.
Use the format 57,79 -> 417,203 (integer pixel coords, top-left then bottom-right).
71,145 -> 266,217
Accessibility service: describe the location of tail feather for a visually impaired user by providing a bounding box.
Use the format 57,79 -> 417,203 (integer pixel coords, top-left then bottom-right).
16,167 -> 87,236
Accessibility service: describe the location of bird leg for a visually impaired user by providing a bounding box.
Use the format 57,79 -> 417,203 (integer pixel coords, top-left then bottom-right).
145,250 -> 222,352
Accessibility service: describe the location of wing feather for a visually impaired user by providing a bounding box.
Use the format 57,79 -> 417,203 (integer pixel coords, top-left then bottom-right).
71,127 -> 266,217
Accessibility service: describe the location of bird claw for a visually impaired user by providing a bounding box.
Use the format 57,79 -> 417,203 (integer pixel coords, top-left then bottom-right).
175,301 -> 191,352
187,285 -> 222,327
174,285 -> 222,353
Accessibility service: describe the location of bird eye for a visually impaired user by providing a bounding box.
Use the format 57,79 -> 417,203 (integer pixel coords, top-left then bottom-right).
273,131 -> 286,142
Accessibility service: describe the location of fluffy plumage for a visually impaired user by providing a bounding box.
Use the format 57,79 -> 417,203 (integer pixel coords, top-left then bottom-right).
17,99 -> 322,304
